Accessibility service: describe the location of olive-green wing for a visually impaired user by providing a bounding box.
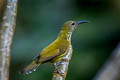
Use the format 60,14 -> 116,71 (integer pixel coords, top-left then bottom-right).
38,49 -> 60,63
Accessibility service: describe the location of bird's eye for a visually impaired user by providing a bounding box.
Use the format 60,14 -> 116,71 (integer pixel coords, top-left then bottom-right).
71,23 -> 75,25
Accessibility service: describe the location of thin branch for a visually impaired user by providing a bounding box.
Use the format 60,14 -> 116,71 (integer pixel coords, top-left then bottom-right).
52,46 -> 72,80
0,0 -> 18,80
93,43 -> 120,80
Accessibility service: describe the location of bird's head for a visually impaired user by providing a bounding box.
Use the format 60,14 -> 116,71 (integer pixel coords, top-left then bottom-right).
62,20 -> 88,32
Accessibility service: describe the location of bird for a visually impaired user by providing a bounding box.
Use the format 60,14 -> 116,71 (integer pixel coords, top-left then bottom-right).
20,20 -> 88,74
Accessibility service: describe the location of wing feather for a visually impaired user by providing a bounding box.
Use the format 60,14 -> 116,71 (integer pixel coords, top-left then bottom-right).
35,49 -> 60,63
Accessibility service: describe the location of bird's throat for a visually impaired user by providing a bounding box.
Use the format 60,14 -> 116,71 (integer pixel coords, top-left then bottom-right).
57,30 -> 72,41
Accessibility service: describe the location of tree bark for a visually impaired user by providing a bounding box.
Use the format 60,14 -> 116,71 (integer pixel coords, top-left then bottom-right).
52,46 -> 72,80
93,43 -> 120,80
0,0 -> 18,80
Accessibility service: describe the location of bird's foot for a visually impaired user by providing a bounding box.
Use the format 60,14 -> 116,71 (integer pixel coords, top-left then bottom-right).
61,58 -> 69,62
54,68 -> 65,78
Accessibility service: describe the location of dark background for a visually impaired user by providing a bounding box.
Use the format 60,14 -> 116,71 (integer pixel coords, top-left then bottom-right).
10,0 -> 120,80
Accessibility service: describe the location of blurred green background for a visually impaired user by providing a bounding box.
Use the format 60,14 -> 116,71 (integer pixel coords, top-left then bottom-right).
10,0 -> 120,80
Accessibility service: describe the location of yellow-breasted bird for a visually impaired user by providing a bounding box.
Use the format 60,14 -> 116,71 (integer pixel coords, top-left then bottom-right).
20,20 -> 88,74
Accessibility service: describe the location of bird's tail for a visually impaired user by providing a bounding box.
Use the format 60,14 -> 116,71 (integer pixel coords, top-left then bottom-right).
20,60 -> 40,74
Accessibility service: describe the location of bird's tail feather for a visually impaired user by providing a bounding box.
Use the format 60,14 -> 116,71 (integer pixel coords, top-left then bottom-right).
20,61 -> 40,74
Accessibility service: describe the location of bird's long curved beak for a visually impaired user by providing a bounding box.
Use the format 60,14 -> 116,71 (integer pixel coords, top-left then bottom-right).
77,20 -> 88,25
